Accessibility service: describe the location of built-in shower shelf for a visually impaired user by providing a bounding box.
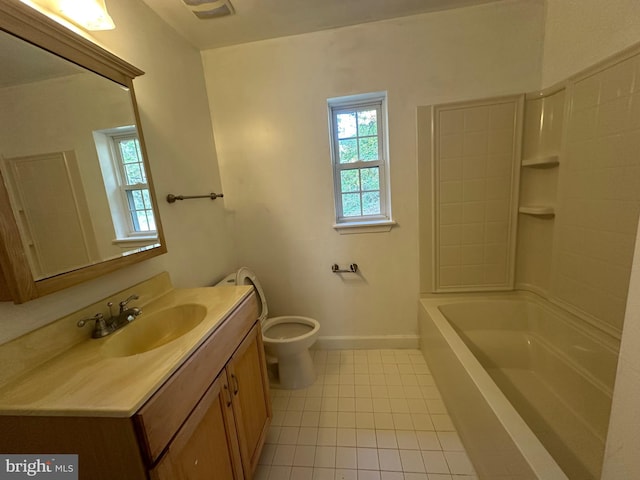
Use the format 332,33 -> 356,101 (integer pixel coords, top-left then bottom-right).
519,205 -> 555,217
521,154 -> 560,168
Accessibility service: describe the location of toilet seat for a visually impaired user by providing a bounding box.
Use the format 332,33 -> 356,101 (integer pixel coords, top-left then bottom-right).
235,267 -> 268,322
262,316 -> 319,343
221,267 -> 319,389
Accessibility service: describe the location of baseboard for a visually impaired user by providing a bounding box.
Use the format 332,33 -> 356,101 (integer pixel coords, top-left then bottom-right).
314,335 -> 420,350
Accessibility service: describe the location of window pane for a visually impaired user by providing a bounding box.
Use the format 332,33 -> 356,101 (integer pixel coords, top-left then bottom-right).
342,193 -> 361,217
337,112 -> 357,139
146,210 -> 156,231
125,164 -> 144,185
359,137 -> 378,161
339,138 -> 358,163
361,167 -> 379,191
127,190 -> 145,210
118,139 -> 141,163
340,170 -> 360,193
362,191 -> 381,215
142,189 -> 153,209
135,211 -> 150,231
357,110 -> 377,136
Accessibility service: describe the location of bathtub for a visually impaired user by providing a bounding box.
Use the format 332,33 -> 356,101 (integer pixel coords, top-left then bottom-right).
419,291 -> 619,480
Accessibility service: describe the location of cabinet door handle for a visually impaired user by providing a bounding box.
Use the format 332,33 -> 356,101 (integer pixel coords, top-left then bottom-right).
223,383 -> 232,407
231,373 -> 239,395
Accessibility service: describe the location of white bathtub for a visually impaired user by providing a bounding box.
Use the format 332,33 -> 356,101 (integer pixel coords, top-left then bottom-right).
419,291 -> 619,480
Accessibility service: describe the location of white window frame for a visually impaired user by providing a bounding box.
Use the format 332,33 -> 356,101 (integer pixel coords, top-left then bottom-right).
328,92 -> 395,233
109,129 -> 156,237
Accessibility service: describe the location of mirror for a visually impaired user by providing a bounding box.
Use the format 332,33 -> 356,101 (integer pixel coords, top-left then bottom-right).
0,1 -> 166,303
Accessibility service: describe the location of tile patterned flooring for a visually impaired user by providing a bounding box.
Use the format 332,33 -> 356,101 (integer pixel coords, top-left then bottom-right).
256,349 -> 478,480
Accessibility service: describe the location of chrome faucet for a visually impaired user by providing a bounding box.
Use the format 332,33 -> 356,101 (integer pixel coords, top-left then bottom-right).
77,294 -> 143,338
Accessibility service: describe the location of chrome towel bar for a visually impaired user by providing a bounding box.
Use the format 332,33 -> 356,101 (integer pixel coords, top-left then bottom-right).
166,192 -> 223,203
332,263 -> 358,273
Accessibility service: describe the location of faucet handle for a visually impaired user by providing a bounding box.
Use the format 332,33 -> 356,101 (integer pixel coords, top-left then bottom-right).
77,313 -> 113,338
77,312 -> 104,328
119,294 -> 139,312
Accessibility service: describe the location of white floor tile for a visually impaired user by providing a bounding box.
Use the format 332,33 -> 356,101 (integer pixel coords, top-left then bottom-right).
317,427 -> 338,446
279,426 -> 300,444
403,474 -> 428,480
380,472 -> 404,480
356,429 -> 377,448
358,470 -> 381,480
421,451 -> 449,474
294,445 -> 317,467
298,427 -> 319,445
400,450 -> 425,473
376,430 -> 398,449
313,467 -> 336,480
302,411 -> 321,427
335,469 -> 358,480
268,465 -> 291,480
336,447 -> 358,469
337,428 -> 357,447
357,448 -> 379,470
315,446 -> 337,468
273,444 -> 296,466
291,466 -> 314,479
266,350 -> 474,480
356,412 -> 376,429
395,431 -> 419,450
416,432 -> 441,451
378,449 -> 402,472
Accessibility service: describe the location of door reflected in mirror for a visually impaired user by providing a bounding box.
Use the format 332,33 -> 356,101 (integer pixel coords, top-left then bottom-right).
0,29 -> 162,282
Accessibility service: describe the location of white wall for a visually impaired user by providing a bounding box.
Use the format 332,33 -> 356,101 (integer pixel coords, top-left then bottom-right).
542,0 -> 640,87
0,0 -> 236,343
540,0 -> 640,477
201,0 -> 544,344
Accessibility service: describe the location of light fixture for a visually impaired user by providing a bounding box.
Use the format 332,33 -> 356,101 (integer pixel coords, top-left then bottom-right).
182,0 -> 234,19
21,0 -> 115,31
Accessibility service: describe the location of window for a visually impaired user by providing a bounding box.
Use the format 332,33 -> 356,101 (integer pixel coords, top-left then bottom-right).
328,92 -> 394,232
110,130 -> 156,235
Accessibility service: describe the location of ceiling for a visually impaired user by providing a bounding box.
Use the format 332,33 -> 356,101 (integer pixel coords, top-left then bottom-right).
140,0 -> 504,50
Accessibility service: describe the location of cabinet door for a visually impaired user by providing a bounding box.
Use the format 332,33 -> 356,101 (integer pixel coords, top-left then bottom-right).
151,374 -> 243,480
227,324 -> 272,477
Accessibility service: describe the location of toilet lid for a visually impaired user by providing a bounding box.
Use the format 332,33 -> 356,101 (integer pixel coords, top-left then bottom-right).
235,267 -> 268,322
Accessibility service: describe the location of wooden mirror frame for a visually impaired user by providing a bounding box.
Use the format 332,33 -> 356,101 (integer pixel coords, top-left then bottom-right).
0,0 -> 167,304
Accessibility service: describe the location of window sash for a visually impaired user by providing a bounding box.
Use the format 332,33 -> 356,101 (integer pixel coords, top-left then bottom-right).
330,99 -> 388,223
111,132 -> 156,235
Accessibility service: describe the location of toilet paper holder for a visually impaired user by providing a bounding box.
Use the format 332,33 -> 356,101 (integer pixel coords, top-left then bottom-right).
331,263 -> 358,273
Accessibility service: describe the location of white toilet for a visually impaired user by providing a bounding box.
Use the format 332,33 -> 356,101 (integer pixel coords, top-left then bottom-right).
218,267 -> 320,389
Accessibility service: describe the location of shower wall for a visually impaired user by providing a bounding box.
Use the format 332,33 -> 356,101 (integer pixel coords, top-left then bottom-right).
422,47 -> 640,339
549,52 -> 640,336
431,96 -> 523,292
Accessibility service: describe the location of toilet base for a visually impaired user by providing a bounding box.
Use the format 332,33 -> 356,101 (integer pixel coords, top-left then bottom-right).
274,349 -> 316,389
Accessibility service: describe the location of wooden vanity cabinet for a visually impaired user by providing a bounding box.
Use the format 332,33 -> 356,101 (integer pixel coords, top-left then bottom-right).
151,325 -> 270,480
150,374 -> 243,480
0,291 -> 271,480
137,292 -> 272,480
226,325 -> 272,476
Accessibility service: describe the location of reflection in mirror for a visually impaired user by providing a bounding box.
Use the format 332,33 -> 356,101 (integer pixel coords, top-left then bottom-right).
0,29 -> 160,282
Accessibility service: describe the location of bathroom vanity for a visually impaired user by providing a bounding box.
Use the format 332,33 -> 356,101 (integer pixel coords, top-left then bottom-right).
0,273 -> 271,479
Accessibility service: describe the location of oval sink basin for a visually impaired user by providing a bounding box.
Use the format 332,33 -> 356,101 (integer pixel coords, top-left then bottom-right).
101,304 -> 207,357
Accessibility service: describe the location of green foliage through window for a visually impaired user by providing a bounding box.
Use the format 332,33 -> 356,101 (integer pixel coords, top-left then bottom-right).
113,133 -> 155,234
329,94 -> 389,224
